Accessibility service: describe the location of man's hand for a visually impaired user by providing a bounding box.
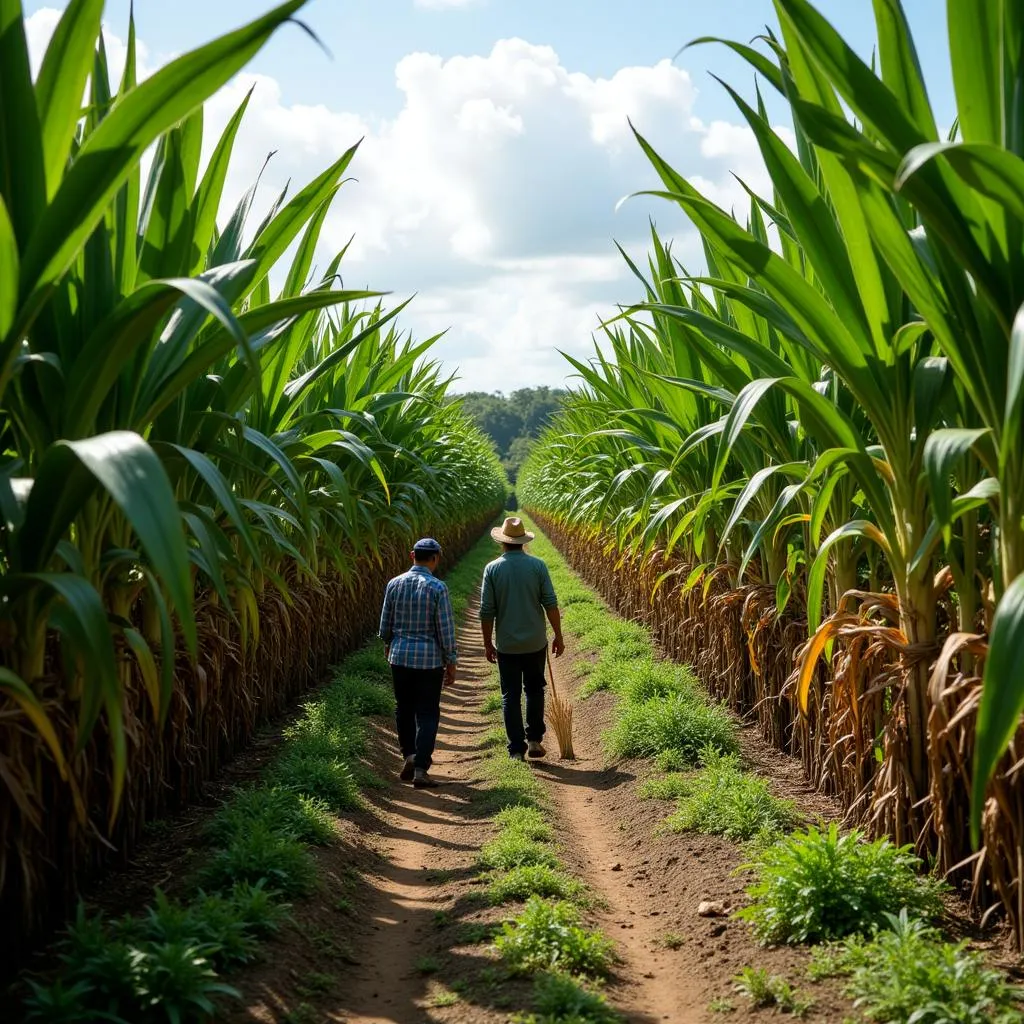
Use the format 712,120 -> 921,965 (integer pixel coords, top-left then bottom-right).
445,663 -> 457,687
485,642 -> 498,664
552,634 -> 565,658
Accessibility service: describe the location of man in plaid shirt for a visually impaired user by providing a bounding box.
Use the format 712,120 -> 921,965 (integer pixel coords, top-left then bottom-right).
379,537 -> 457,788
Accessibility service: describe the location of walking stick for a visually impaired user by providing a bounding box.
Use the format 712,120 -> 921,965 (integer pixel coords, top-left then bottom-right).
545,643 -> 575,759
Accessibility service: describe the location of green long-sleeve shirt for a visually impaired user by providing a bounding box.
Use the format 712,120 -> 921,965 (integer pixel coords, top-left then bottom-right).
479,549 -> 558,654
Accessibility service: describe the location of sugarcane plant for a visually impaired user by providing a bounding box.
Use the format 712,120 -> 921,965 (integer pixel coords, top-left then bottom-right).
521,0 -> 1024,941
0,0 -> 506,949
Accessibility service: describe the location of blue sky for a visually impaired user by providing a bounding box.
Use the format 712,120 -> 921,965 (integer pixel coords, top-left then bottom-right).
28,1 -> 955,393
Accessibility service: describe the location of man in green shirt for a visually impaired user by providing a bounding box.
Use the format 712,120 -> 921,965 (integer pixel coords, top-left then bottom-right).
479,517 -> 564,760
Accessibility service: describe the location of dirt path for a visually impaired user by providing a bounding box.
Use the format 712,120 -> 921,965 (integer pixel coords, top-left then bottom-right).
236,589 -> 849,1022
327,605 -> 506,1023
533,653 -> 708,1022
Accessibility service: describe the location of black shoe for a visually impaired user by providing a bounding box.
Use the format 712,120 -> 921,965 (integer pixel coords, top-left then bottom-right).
413,772 -> 439,789
511,752 -> 526,762
399,757 -> 415,782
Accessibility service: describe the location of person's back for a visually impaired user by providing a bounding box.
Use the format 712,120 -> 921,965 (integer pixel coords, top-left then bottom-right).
479,517 -> 564,760
480,549 -> 555,654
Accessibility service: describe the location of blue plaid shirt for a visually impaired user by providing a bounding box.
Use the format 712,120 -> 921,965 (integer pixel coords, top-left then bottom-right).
379,566 -> 457,669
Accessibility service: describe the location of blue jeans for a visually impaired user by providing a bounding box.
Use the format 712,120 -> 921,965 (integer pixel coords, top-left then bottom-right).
497,647 -> 547,756
391,665 -> 443,770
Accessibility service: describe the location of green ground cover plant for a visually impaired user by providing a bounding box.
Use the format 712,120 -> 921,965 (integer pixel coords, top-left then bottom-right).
734,966 -> 813,1017
740,825 -> 947,945
495,898 -> 615,978
809,911 -> 1024,1024
663,750 -> 799,842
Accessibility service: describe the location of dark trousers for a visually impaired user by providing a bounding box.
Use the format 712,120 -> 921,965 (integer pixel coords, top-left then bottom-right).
391,665 -> 443,770
496,647 -> 547,757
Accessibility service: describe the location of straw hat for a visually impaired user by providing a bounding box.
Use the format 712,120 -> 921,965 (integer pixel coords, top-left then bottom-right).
491,516 -> 534,545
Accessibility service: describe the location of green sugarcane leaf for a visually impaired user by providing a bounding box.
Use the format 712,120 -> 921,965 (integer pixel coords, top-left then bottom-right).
191,89 -> 252,274
897,143 -> 1024,224
163,444 -> 261,564
921,427 -> 991,545
806,520 -> 891,635
871,0 -> 938,141
0,0 -> 47,248
947,0 -> 1001,146
244,143 -> 359,297
20,433 -> 196,656
973,572 -> 1024,846
34,0 -> 105,199
0,196 -> 17,339
18,1 -> 310,322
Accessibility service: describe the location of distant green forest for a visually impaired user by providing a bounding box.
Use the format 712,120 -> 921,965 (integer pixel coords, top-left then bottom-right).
456,387 -> 567,484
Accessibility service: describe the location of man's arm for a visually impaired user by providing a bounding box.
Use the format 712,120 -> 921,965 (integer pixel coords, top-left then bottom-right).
436,585 -> 458,683
539,563 -> 564,657
379,580 -> 394,658
481,618 -> 497,664
479,566 -> 497,664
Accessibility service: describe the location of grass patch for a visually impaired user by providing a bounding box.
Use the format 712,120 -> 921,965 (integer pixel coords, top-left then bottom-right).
657,932 -> 686,950
734,967 -> 812,1017
483,690 -> 504,714
740,824 -> 947,944
637,773 -> 691,801
808,910 -> 1024,1024
495,897 -> 615,978
415,955 -> 441,975
662,749 -> 799,842
494,805 -> 553,842
488,866 -> 587,906
195,824 -> 318,897
480,832 -> 559,871
474,754 -> 546,813
604,693 -> 736,763
205,786 -> 336,847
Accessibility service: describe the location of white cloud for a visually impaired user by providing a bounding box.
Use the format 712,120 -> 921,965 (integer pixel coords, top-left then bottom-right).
25,12 -> 782,393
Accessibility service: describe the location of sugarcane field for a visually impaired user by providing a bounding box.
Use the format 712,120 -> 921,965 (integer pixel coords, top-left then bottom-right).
4,0 -> 1024,1021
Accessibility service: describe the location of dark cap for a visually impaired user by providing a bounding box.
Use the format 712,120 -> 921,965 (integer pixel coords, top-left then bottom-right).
412,537 -> 442,554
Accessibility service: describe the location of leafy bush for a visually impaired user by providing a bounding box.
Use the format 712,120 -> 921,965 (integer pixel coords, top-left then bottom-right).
496,898 -> 615,978
205,787 -> 336,847
195,823 -> 317,897
739,825 -> 946,944
604,693 -> 736,763
488,866 -> 586,905
809,910 -> 1024,1024
663,750 -> 798,841
338,646 -> 391,684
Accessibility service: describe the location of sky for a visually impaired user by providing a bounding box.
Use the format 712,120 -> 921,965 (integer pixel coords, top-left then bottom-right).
26,1 -> 953,394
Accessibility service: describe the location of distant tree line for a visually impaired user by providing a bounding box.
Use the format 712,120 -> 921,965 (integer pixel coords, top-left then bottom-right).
454,387 -> 567,484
